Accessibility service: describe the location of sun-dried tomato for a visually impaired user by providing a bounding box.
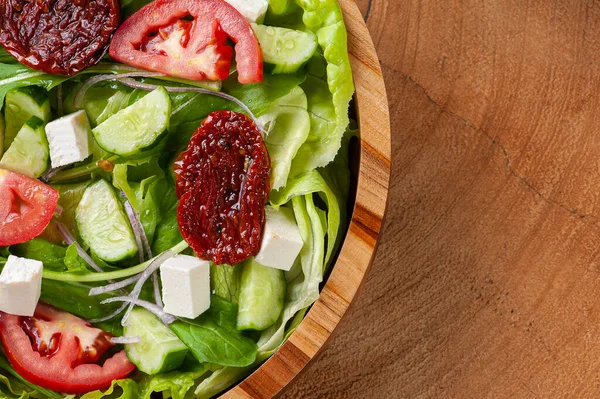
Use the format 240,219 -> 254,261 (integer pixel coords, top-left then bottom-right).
174,111 -> 271,266
0,0 -> 120,76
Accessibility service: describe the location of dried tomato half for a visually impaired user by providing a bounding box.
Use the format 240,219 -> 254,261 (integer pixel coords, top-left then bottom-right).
174,111 -> 271,266
0,0 -> 120,75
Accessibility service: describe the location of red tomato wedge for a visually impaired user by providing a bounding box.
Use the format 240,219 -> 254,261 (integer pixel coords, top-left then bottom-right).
109,0 -> 263,84
0,169 -> 58,246
0,303 -> 136,394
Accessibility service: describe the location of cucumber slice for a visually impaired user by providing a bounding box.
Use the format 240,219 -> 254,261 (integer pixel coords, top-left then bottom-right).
0,116 -> 49,178
237,258 -> 286,331
75,179 -> 138,263
251,24 -> 318,74
124,308 -> 188,375
92,87 -> 171,156
4,86 -> 51,150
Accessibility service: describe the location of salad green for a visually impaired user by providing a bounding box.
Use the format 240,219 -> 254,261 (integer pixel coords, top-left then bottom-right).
0,0 -> 354,396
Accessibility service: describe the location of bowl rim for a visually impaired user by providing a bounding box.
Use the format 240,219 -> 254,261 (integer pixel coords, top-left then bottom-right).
224,1 -> 391,396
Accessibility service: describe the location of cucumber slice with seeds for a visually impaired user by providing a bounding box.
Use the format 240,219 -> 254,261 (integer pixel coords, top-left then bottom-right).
124,308 -> 188,375
92,87 -> 170,156
75,179 -> 138,263
0,116 -> 49,178
237,258 -> 286,331
251,24 -> 318,74
4,86 -> 51,150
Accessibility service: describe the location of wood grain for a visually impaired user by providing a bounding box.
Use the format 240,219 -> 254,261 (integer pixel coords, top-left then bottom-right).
281,0 -> 600,398
223,0 -> 391,397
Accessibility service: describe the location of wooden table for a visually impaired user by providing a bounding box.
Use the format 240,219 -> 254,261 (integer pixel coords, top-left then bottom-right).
281,0 -> 600,397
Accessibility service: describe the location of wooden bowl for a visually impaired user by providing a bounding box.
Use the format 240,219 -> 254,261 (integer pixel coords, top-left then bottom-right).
223,1 -> 391,397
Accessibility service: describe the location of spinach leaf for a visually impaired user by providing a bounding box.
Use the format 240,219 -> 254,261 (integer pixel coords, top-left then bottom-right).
11,239 -> 66,271
40,280 -> 123,335
170,297 -> 257,367
0,63 -> 69,104
151,182 -> 182,254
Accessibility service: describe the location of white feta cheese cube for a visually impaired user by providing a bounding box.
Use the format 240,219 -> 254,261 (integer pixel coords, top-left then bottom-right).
223,0 -> 268,23
160,255 -> 210,319
0,255 -> 43,316
45,110 -> 92,168
254,206 -> 303,271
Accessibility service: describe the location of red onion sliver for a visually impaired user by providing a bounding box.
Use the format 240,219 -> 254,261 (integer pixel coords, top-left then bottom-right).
121,250 -> 175,325
152,272 -> 163,308
116,78 -> 266,135
123,199 -> 145,263
73,72 -> 165,109
88,302 -> 128,324
88,274 -> 140,296
110,336 -> 140,345
55,222 -> 104,273
54,204 -> 63,216
100,297 -> 177,325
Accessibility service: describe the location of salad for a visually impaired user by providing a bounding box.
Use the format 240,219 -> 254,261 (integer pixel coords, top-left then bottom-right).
0,0 -> 354,397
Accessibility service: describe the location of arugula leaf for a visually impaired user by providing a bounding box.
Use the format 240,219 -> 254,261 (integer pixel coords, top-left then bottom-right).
170,297 -> 257,367
260,86 -> 310,190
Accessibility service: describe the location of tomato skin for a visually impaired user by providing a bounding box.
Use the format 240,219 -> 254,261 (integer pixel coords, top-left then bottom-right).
109,0 -> 262,84
0,303 -> 136,395
0,169 -> 59,246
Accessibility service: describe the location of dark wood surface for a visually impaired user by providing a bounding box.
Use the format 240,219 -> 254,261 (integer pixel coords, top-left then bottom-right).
283,0 -> 600,397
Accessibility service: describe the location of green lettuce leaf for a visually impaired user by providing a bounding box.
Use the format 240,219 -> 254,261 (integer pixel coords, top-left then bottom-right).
260,86 -> 310,190
270,169 -> 340,266
0,354 -> 62,399
79,379 -> 138,399
288,0 -> 354,177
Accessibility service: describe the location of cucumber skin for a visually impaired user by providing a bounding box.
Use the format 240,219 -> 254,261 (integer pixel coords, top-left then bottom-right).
237,259 -> 286,331
16,86 -> 50,106
0,116 -> 49,178
124,308 -> 189,375
92,87 -> 171,157
4,86 -> 51,150
75,179 -> 138,263
252,24 -> 318,74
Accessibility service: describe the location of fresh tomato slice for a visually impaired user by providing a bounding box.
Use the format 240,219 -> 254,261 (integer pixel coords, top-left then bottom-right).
109,0 -> 262,84
0,303 -> 136,395
0,169 -> 58,246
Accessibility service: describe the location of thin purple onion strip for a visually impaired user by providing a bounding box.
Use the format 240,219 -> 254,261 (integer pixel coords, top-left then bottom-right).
121,250 -> 174,325
55,222 -> 104,273
100,297 -> 177,325
88,302 -> 128,324
73,72 -> 165,109
88,274 -> 140,296
123,199 -> 145,263
152,272 -> 163,308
